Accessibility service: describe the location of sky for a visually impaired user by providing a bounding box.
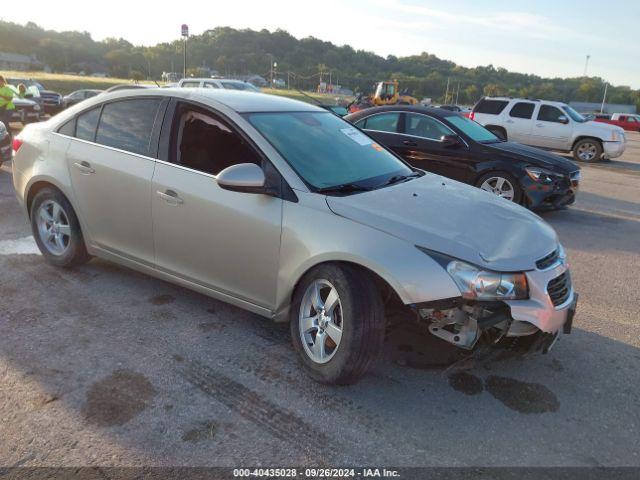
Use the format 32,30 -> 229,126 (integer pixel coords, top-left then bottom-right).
2,0 -> 639,88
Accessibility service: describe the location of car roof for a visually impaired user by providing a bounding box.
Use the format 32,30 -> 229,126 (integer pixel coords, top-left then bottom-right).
345,104 -> 458,121
89,87 -> 322,113
482,96 -> 567,107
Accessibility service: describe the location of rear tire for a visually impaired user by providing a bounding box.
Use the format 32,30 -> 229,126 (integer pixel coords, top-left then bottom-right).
290,264 -> 385,385
476,171 -> 522,204
573,138 -> 602,163
30,187 -> 91,268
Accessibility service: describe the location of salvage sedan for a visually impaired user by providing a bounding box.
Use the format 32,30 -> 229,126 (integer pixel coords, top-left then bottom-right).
12,89 -> 577,384
346,106 -> 581,210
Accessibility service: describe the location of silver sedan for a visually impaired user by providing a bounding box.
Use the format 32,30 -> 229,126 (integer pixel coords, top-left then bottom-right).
12,88 -> 577,384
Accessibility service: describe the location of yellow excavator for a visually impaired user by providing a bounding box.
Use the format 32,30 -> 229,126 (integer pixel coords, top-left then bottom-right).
348,80 -> 419,113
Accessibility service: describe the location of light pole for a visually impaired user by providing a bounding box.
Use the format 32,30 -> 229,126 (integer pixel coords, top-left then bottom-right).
583,55 -> 590,77
181,24 -> 189,79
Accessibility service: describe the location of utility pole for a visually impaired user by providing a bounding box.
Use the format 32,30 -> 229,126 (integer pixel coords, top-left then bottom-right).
583,55 -> 591,77
444,77 -> 450,104
600,82 -> 608,114
181,24 -> 189,79
455,81 -> 460,105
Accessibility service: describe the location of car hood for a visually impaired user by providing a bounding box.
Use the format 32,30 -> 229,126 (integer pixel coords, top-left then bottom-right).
487,141 -> 579,173
13,97 -> 37,106
583,120 -> 624,135
326,174 -> 558,272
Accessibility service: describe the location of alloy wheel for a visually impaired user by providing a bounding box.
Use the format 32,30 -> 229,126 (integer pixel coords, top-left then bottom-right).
299,279 -> 343,364
577,142 -> 598,161
36,200 -> 71,256
480,176 -> 515,201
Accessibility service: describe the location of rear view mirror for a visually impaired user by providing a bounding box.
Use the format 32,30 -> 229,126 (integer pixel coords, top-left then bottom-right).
558,115 -> 569,124
441,134 -> 462,148
217,163 -> 266,194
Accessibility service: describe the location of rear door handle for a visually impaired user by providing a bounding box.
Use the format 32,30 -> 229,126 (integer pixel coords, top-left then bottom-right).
506,119 -> 514,124
536,123 -> 544,127
157,189 -> 183,205
73,160 -> 95,174
403,140 -> 418,147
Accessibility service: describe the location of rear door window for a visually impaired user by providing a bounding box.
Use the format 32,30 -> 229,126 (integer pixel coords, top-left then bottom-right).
474,99 -> 509,115
75,107 -> 101,142
509,102 -> 535,119
360,112 -> 400,133
181,81 -> 201,88
95,98 -> 162,156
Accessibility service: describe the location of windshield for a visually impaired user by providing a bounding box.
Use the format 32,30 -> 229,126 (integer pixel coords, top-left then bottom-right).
561,105 -> 587,123
247,112 -> 412,190
446,115 -> 499,143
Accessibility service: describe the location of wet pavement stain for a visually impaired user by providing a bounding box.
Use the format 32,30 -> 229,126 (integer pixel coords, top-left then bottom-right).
149,294 -> 175,306
485,375 -> 559,414
82,369 -> 157,427
448,372 -> 484,395
182,421 -> 217,444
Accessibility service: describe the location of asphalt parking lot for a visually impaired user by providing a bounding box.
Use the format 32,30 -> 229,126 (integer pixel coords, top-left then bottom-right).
0,133 -> 639,468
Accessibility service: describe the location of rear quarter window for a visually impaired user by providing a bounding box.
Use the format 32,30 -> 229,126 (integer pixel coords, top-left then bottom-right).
474,99 -> 509,115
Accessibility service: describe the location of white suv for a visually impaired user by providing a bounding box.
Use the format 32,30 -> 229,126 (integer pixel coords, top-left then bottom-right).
177,78 -> 261,92
470,97 -> 626,162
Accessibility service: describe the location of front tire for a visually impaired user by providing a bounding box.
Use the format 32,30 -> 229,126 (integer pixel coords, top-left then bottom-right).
290,264 -> 385,385
30,188 -> 91,267
476,171 -> 522,203
573,138 -> 602,163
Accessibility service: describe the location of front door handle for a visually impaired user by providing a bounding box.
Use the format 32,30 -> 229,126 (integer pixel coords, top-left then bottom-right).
157,189 -> 184,205
536,123 -> 544,127
403,140 -> 418,147
73,160 -> 95,174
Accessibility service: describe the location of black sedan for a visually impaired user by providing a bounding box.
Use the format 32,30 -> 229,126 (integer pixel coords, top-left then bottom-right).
345,106 -> 580,209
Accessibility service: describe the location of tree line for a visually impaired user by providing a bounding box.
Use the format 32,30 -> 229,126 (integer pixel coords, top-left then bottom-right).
1,20 -> 638,109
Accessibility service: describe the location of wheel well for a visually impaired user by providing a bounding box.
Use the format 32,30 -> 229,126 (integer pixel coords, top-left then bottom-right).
485,125 -> 507,139
26,181 -> 62,218
291,261 -> 403,312
572,136 -> 602,151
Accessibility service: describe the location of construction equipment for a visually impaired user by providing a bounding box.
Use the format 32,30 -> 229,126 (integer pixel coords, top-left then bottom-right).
347,80 -> 419,113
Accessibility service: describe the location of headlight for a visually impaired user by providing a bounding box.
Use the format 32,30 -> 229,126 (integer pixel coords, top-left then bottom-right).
525,167 -> 560,184
33,105 -> 41,111
446,260 -> 529,300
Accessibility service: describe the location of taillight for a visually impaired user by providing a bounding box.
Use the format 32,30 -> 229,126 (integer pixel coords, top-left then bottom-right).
469,111 -> 475,121
12,137 -> 23,153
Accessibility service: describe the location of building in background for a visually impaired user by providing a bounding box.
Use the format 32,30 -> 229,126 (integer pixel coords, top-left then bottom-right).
0,52 -> 45,71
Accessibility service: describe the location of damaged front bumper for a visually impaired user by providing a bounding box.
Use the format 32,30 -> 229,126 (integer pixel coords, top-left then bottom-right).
414,258 -> 578,354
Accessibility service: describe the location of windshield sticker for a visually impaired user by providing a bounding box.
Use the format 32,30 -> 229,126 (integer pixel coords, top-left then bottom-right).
340,127 -> 372,146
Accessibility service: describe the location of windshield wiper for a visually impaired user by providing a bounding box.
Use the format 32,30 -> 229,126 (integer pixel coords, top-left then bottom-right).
378,171 -> 422,187
316,183 -> 371,195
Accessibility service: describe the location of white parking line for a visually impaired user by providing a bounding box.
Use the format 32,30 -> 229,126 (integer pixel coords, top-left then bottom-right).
0,236 -> 41,255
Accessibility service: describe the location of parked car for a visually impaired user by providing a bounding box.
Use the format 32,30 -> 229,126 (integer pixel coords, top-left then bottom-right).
7,77 -> 63,114
177,78 -> 261,92
12,89 -> 577,384
594,113 -> 640,132
6,85 -> 41,124
437,104 -> 463,112
0,121 -> 11,165
346,106 -> 580,210
469,97 -> 626,162
62,89 -> 103,109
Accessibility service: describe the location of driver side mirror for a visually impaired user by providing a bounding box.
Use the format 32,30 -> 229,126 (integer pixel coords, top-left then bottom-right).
558,115 -> 569,124
441,134 -> 462,148
217,163 -> 267,194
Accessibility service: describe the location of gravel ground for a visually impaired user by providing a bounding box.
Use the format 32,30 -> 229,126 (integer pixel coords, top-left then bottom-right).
0,132 -> 638,468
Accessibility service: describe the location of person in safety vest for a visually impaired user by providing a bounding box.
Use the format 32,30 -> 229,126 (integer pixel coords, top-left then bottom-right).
0,76 -> 16,129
